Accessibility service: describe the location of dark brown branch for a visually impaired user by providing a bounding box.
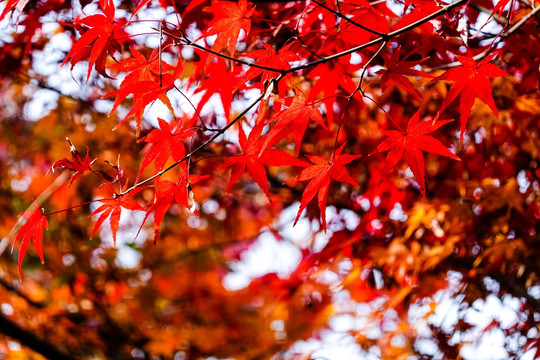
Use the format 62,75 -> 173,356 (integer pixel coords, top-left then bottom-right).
0,277 -> 45,308
0,313 -> 75,360
349,40 -> 387,99
287,0 -> 469,73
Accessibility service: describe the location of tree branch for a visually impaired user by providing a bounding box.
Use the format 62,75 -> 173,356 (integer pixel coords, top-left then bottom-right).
0,313 -> 75,360
311,0 -> 388,38
286,0 -> 469,72
426,4 -> 540,71
118,76 -> 283,197
0,277 -> 45,308
162,29 -> 285,73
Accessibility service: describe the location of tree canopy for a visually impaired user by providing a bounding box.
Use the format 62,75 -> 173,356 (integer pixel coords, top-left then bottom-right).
0,0 -> 539,359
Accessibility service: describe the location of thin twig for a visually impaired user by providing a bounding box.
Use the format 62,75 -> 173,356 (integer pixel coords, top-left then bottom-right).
504,4 -> 539,35
159,21 -> 163,88
349,40 -> 387,100
158,28 -> 285,73
426,4 -> 540,71
311,0 -> 389,38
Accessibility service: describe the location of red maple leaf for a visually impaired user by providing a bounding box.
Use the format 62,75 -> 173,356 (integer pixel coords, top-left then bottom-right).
287,143 -> 360,231
372,111 -> 460,196
140,171 -> 209,241
137,118 -> 194,180
238,42 -> 300,92
308,56 -> 360,126
376,50 -> 434,100
51,138 -> 95,187
0,0 -> 29,23
13,201 -> 48,279
262,93 -> 326,155
221,120 -> 308,199
191,54 -> 242,121
61,0 -> 125,81
90,186 -> 144,246
104,48 -> 183,135
108,47 -> 175,84
327,9 -> 389,51
435,53 -> 507,140
200,0 -> 254,58
488,0 -> 512,21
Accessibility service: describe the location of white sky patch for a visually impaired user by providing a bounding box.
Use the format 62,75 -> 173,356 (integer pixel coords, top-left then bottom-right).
23,89 -> 59,121
223,231 -> 302,291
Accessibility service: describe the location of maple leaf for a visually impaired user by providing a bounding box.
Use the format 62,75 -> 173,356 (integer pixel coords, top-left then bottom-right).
137,118 -> 194,179
0,0 -> 29,23
490,0 -> 512,20
61,0 -> 124,81
51,138 -> 95,187
372,111 -> 460,196
140,171 -> 209,241
90,186 -> 144,246
191,54 -> 242,120
238,42 -> 300,92
200,0 -> 254,58
13,201 -> 48,279
287,143 -> 360,231
104,48 -> 183,135
262,93 -> 326,155
308,56 -> 360,126
329,9 -> 389,50
376,50 -> 434,100
435,53 -> 507,140
221,120 -> 308,199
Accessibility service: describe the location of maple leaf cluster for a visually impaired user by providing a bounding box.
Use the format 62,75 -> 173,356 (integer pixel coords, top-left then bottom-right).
1,0 -> 539,358
5,0 -> 515,278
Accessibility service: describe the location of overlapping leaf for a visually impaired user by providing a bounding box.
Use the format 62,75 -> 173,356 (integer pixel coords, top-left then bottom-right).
287,143 -> 360,231
238,42 -> 300,92
200,0 -> 254,58
308,56 -> 359,126
104,47 -> 183,135
376,50 -> 434,100
14,201 -> 48,279
436,53 -> 507,140
140,171 -> 209,241
190,53 -> 242,120
51,138 -> 95,187
137,118 -> 194,179
221,120 -> 308,199
90,187 -> 144,246
61,0 -> 125,80
261,93 -> 326,155
372,111 -> 460,196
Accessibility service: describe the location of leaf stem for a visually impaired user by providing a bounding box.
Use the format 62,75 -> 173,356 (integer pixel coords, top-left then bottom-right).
43,198 -> 114,216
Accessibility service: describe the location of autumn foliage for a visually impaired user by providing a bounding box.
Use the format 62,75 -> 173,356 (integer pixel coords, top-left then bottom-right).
0,0 -> 539,358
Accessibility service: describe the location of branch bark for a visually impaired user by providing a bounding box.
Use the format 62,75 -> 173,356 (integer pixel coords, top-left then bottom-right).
0,313 -> 75,360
